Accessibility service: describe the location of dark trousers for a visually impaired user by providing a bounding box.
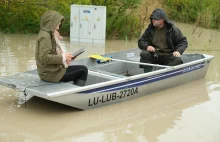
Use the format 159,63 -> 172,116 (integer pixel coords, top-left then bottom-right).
59,65 -> 88,82
140,51 -> 182,72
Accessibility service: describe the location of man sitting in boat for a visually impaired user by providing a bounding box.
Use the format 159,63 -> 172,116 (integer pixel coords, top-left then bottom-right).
138,8 -> 188,72
35,10 -> 88,86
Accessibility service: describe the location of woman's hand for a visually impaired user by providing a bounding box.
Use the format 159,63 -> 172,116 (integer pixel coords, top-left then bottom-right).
71,56 -> 76,61
65,53 -> 73,64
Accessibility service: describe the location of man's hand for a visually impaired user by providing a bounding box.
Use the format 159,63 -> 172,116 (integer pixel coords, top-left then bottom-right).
147,46 -> 155,52
173,51 -> 181,57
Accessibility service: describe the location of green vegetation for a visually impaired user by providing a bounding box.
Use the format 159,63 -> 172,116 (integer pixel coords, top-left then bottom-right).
2,0 -> 220,39
105,0 -> 142,39
0,0 -> 142,39
165,0 -> 220,29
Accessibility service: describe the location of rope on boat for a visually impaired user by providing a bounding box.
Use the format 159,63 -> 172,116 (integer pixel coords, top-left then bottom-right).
24,91 -> 27,109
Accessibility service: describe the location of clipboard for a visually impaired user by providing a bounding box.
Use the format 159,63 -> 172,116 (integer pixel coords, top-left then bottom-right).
72,47 -> 85,58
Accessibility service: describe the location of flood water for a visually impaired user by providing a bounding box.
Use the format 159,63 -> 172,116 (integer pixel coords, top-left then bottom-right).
0,23 -> 220,142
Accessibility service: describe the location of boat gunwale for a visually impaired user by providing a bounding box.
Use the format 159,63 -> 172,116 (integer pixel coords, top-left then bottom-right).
42,54 -> 212,98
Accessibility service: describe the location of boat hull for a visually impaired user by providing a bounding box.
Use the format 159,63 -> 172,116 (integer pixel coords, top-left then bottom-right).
0,48 -> 214,109
49,61 -> 209,110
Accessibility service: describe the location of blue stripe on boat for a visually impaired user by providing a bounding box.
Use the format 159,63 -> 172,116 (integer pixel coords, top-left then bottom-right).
80,62 -> 205,94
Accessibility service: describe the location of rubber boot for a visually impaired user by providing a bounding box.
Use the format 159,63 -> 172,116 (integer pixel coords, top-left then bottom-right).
144,67 -> 153,73
74,79 -> 86,87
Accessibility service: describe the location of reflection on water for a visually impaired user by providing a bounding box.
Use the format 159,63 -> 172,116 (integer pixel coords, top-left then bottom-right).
0,34 -> 36,76
0,22 -> 220,142
175,23 -> 220,51
158,91 -> 220,142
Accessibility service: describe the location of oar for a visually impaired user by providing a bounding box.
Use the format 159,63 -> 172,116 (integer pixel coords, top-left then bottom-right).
89,54 -> 170,68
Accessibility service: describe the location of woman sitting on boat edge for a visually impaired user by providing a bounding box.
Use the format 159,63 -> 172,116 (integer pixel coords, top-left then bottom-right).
35,10 -> 88,86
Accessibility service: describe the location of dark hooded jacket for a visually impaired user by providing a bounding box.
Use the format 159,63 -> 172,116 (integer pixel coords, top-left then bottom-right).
138,9 -> 188,54
35,10 -> 66,82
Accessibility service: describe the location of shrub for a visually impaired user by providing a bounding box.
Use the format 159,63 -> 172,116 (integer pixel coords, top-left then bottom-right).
0,0 -> 142,39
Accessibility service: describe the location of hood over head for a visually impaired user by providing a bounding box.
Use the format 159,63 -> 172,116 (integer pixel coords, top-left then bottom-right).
40,10 -> 64,33
150,8 -> 172,25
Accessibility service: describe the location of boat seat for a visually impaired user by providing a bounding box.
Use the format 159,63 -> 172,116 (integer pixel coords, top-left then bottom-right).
89,69 -> 126,78
127,54 -> 205,63
0,70 -> 79,92
126,56 -> 140,62
181,54 -> 205,63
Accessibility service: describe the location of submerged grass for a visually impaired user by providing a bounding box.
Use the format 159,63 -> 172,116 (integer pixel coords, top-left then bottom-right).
165,0 -> 220,29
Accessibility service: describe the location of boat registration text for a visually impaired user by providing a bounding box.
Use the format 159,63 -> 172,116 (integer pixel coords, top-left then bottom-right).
88,87 -> 138,106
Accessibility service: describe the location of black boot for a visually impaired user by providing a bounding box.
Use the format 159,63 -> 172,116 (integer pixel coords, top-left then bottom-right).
74,79 -> 86,86
144,66 -> 153,73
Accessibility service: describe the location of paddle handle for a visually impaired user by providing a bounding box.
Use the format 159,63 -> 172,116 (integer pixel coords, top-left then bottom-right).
111,58 -> 170,68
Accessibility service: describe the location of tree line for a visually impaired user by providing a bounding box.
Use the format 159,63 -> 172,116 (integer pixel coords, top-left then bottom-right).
0,0 -> 142,40
1,0 -> 220,39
